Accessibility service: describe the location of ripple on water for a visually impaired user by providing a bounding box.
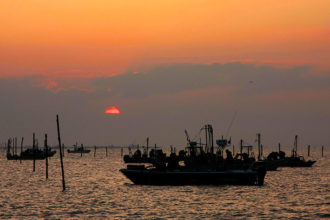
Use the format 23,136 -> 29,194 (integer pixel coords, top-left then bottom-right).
0,150 -> 329,219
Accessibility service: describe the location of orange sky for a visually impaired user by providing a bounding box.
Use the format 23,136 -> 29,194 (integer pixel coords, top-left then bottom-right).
1,0 -> 330,78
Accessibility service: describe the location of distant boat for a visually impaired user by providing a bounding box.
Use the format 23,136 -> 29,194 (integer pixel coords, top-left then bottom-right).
67,144 -> 91,153
7,148 -> 56,160
265,135 -> 316,167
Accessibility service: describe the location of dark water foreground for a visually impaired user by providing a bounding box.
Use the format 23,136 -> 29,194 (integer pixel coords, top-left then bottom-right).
0,149 -> 329,219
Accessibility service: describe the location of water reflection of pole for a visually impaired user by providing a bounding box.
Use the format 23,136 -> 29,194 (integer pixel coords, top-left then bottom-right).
56,115 -> 66,191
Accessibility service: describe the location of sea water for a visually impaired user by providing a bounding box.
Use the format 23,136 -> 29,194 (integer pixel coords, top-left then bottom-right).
0,149 -> 329,219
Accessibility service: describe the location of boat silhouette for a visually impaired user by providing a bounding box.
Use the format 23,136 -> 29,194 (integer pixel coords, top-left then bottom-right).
121,124 -> 267,186
67,144 -> 91,153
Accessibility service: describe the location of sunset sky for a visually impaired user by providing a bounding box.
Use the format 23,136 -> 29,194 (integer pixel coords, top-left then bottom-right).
1,1 -> 329,150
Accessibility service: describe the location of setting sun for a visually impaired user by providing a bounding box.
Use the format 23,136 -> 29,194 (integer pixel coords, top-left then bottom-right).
105,106 -> 121,114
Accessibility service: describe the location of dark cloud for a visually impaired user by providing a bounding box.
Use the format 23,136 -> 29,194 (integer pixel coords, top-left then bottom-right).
0,63 -> 329,149
93,62 -> 330,98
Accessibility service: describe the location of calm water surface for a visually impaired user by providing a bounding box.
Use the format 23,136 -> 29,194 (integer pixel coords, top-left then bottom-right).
0,149 -> 329,219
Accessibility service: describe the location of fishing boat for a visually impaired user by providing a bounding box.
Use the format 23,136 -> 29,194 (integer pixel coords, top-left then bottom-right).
7,148 -> 56,160
120,124 -> 267,186
265,136 -> 316,167
254,133 -> 279,171
67,144 -> 91,153
6,138 -> 56,160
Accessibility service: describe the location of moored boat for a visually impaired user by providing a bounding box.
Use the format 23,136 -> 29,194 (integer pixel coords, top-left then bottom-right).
120,124 -> 267,186
265,135 -> 316,167
67,144 -> 91,153
120,166 -> 266,186
6,138 -> 56,160
7,148 -> 56,160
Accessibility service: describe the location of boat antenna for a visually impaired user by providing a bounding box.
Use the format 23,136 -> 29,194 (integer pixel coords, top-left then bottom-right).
184,129 -> 191,143
225,111 -> 238,138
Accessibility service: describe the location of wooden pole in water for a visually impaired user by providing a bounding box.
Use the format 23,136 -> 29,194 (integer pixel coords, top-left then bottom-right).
33,133 -> 36,172
81,144 -> 83,157
232,145 -> 235,156
20,137 -> 24,164
240,139 -> 243,155
15,137 -> 17,156
121,147 -> 123,157
261,144 -> 263,157
321,146 -> 324,157
257,133 -> 261,160
45,134 -> 48,179
308,145 -> 310,157
12,138 -> 14,155
106,146 -> 108,157
94,146 -> 96,157
56,115 -> 66,191
7,138 -> 11,157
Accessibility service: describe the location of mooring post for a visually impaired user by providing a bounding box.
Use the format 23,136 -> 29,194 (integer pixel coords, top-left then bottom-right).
261,144 -> 263,157
121,147 -> 123,157
308,145 -> 310,157
321,146 -> 324,157
240,139 -> 243,155
233,145 -> 235,156
12,138 -> 14,156
33,133 -> 36,172
20,137 -> 24,164
81,144 -> 83,157
15,137 -> 18,157
94,146 -> 96,157
106,146 -> 108,157
56,115 -> 66,191
45,134 -> 48,179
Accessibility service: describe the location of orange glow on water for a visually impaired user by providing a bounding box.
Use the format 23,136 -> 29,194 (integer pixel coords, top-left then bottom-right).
105,106 -> 121,115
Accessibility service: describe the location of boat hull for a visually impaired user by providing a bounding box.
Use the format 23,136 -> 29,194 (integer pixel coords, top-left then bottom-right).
7,151 -> 56,160
120,169 -> 266,186
67,149 -> 91,153
277,159 -> 316,167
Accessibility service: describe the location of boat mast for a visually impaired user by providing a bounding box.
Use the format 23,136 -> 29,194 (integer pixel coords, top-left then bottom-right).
257,133 -> 261,160
209,125 -> 214,154
294,135 -> 298,157
205,125 -> 208,152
